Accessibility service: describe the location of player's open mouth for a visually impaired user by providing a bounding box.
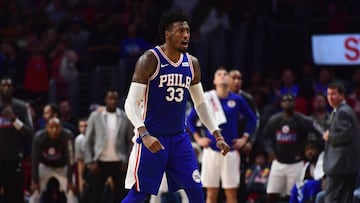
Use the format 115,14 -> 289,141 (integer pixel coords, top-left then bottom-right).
182,41 -> 189,46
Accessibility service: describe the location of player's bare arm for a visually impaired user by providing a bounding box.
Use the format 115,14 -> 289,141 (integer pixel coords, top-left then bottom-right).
189,56 -> 230,155
189,55 -> 201,85
132,50 -> 158,84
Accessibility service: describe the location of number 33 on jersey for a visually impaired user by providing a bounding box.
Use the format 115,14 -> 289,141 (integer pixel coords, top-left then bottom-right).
144,46 -> 194,135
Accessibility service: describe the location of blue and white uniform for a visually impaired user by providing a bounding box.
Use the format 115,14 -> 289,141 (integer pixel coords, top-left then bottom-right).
187,92 -> 257,188
125,46 -> 202,195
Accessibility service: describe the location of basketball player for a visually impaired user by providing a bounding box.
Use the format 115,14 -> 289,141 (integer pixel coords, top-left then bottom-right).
121,9 -> 230,203
187,67 -> 257,203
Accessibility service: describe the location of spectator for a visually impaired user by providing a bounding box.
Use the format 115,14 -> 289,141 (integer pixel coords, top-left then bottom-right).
40,103 -> 76,137
348,81 -> 360,126
31,117 -> 76,203
0,40 -> 26,95
0,76 -> 33,203
310,93 -> 331,133
48,37 -> 78,100
74,118 -> 88,198
118,23 -> 151,95
294,82 -> 314,115
59,43 -> 78,84
314,68 -> 333,96
244,151 -> 270,203
67,16 -> 90,71
59,99 -> 77,132
41,28 -> 59,62
194,0 -> 232,90
87,14 -> 119,67
23,40 -> 49,104
45,0 -> 66,26
84,89 -> 133,203
247,72 -> 271,101
289,140 -> 323,203
279,68 -> 299,98
198,0 -> 231,37
251,89 -> 278,154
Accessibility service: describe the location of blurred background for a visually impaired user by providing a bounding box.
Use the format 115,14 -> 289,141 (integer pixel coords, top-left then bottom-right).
0,0 -> 360,119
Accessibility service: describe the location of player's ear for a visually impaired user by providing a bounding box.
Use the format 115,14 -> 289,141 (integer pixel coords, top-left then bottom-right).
165,30 -> 170,39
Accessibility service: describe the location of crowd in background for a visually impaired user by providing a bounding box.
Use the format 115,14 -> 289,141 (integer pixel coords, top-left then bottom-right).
0,0 -> 360,117
0,0 -> 360,203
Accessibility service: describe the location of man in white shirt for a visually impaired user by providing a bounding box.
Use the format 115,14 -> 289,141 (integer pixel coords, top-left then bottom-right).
74,118 -> 87,196
84,89 -> 134,203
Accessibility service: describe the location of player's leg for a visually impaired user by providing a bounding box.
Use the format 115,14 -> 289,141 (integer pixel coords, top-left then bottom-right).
166,132 -> 204,203
124,138 -> 168,196
285,161 -> 303,196
221,150 -> 240,203
150,173 -> 168,203
266,160 -> 286,203
201,148 -> 221,203
206,187 -> 219,203
121,187 -> 147,203
184,187 -> 205,203
224,188 -> 237,203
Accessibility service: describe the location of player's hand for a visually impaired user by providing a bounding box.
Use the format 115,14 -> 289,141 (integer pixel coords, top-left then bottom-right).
216,139 -> 230,156
213,131 -> 230,155
241,142 -> 252,154
195,137 -> 212,148
232,137 -> 247,150
142,135 -> 165,153
268,153 -> 276,162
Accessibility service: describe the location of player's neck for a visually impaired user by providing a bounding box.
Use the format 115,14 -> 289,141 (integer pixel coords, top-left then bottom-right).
160,44 -> 181,63
216,86 -> 229,98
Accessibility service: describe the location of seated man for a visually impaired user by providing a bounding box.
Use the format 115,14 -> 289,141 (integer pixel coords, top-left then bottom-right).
31,118 -> 76,203
290,140 -> 323,203
245,151 -> 270,203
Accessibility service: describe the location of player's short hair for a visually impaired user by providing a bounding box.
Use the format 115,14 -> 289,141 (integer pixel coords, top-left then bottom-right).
158,8 -> 190,43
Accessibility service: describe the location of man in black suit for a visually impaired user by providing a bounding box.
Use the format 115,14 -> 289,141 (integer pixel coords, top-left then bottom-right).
323,82 -> 360,203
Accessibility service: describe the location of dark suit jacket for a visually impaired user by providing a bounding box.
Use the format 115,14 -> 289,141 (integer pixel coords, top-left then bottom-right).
323,102 -> 360,175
